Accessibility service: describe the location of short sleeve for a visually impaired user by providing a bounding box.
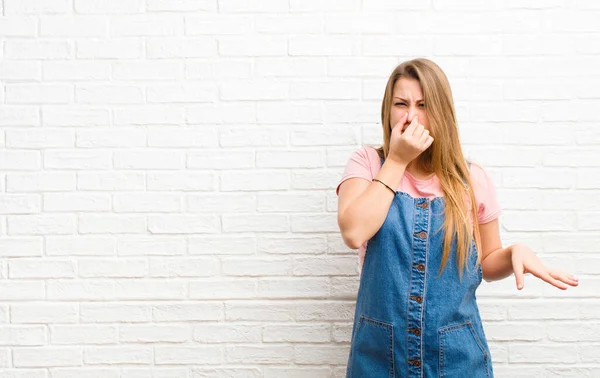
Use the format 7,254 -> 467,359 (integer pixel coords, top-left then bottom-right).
335,146 -> 375,196
469,162 -> 502,224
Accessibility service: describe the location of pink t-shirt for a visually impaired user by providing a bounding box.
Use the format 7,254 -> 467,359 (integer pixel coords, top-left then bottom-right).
336,145 -> 502,266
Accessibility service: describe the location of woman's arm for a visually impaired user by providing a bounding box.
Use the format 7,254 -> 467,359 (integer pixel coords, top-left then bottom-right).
337,158 -> 407,249
479,218 -> 579,290
479,218 -> 513,282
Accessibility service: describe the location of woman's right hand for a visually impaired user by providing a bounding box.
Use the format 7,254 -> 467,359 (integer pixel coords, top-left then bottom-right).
388,112 -> 434,166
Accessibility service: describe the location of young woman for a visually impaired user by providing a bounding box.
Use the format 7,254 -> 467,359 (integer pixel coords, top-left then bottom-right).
336,58 -> 579,378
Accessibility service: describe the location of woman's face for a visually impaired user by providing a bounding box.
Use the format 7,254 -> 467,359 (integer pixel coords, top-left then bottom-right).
390,77 -> 429,133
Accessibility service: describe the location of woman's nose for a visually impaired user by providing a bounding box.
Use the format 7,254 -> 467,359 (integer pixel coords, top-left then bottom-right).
406,105 -> 418,123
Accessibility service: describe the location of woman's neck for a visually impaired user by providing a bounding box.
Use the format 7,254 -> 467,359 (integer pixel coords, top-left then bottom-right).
406,161 -> 435,180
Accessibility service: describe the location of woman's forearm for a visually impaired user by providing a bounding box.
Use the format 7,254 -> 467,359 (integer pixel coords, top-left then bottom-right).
481,244 -> 514,282
338,158 -> 407,249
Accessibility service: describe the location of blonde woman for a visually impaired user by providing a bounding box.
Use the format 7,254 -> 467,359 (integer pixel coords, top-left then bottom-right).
336,58 -> 579,377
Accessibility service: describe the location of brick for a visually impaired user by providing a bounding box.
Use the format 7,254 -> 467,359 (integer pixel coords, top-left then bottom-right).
83,346 -> 152,365
0,326 -> 46,346
50,325 -> 117,344
9,259 -> 75,279
0,194 -> 41,214
11,303 -> 78,324
110,15 -> 184,36
13,347 -> 81,367
46,236 -> 116,256
43,193 -> 110,212
114,280 -> 186,300
225,345 -> 293,364
0,238 -> 42,257
221,257 -> 292,277
193,324 -> 261,343
119,325 -> 189,343
146,38 -> 217,58
76,39 -> 143,59
74,0 -> 144,14
149,258 -> 217,277
152,303 -> 224,322
47,281 -> 114,301
155,346 -> 221,365
8,215 -> 76,235
81,304 -> 152,323
6,129 -> 74,149
5,0 -> 71,15
263,323 -> 330,343
0,61 -> 41,81
79,215 -> 146,234
147,0 -> 216,12
40,16 -> 107,37
78,259 -> 147,278
0,106 -> 40,126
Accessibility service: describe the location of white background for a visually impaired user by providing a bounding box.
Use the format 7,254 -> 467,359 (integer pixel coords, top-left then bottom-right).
0,0 -> 599,377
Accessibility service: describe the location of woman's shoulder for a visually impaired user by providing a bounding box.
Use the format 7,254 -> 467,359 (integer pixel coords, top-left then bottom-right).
356,144 -> 380,156
466,160 -> 502,221
349,144 -> 382,166
466,160 -> 497,191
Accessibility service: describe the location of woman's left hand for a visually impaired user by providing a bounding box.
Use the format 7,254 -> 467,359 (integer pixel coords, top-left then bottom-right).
510,243 -> 579,290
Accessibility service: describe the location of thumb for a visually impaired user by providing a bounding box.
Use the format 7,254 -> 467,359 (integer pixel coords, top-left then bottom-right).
395,112 -> 408,130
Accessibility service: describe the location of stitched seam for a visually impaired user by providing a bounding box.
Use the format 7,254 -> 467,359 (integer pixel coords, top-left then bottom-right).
419,200 -> 430,378
406,200 -> 415,376
390,324 -> 395,378
357,315 -> 394,377
439,321 -> 490,377
439,321 -> 471,334
439,329 -> 445,378
467,323 -> 490,361
359,315 -> 393,328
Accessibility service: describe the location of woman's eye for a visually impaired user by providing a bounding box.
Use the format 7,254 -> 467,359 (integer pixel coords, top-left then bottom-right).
418,103 -> 425,108
395,103 -> 406,106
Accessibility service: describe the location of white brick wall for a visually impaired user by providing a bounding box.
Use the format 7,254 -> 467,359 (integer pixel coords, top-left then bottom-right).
0,0 -> 598,376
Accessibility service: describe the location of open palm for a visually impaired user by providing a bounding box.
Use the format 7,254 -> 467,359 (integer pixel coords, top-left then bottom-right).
511,243 -> 579,290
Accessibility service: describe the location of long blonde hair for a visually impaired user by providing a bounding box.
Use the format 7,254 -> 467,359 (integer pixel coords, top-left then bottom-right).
375,58 -> 482,281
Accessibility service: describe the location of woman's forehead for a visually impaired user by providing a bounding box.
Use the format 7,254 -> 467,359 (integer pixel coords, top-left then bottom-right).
393,78 -> 424,100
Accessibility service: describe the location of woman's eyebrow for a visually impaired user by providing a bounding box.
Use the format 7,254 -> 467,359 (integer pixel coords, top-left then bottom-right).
393,97 -> 424,102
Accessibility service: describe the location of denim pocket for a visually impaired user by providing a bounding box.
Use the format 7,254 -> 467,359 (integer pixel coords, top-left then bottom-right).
438,321 -> 490,378
347,315 -> 394,378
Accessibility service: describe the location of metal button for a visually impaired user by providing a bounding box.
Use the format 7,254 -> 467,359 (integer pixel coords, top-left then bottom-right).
415,231 -> 427,239
410,295 -> 422,303
416,201 -> 428,209
409,359 -> 421,367
417,264 -> 425,272
409,328 -> 421,336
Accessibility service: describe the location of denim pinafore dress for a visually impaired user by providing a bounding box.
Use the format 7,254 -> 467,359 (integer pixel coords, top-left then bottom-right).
346,157 -> 494,378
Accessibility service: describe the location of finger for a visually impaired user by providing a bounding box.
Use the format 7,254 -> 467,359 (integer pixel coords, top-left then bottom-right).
550,271 -> 579,286
514,266 -> 525,290
394,112 -> 409,131
538,272 -> 568,290
423,136 -> 434,149
412,124 -> 424,138
404,115 -> 419,135
547,269 -> 579,286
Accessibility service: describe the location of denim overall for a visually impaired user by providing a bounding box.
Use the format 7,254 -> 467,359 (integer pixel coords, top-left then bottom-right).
346,157 -> 494,378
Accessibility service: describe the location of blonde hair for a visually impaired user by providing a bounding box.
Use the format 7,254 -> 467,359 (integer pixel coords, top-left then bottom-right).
375,58 -> 481,281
